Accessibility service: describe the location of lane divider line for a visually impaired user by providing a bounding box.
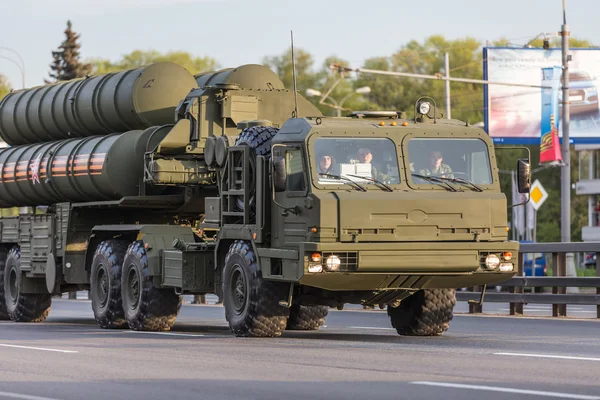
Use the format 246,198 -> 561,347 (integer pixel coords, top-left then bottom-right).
495,352 -> 600,362
411,381 -> 600,399
0,390 -> 64,400
0,344 -> 78,353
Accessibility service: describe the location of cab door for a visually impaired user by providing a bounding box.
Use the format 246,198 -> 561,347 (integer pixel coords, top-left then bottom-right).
271,145 -> 309,249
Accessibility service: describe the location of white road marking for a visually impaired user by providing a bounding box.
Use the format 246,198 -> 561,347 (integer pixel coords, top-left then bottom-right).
121,331 -> 205,337
411,381 -> 600,399
346,326 -> 395,330
0,344 -> 78,353
495,352 -> 600,362
0,391 -> 63,400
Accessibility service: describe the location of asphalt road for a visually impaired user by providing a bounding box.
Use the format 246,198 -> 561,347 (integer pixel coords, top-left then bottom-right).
0,299 -> 599,400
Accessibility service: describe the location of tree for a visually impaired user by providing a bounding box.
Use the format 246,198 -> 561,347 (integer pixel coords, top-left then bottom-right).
0,74 -> 11,100
311,56 -> 379,116
88,50 -> 218,76
263,47 -> 323,93
262,48 -> 376,116
46,20 -> 91,82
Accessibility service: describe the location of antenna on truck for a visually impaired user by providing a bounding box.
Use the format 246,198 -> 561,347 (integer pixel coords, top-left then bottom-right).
290,30 -> 299,118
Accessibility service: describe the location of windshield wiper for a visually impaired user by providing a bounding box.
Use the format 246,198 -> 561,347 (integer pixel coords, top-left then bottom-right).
434,176 -> 484,192
346,174 -> 393,192
411,174 -> 459,192
319,173 -> 367,192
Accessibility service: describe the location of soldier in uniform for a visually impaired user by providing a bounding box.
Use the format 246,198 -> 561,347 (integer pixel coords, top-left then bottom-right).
317,152 -> 337,175
352,147 -> 390,182
419,150 -> 453,178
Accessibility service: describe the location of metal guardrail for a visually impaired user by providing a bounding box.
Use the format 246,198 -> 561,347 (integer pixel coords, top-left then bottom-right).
456,242 -> 600,318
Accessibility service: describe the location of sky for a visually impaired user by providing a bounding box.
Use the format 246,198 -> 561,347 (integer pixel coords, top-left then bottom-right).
0,0 -> 599,89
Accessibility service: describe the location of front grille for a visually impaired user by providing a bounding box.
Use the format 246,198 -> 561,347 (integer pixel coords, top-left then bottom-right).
322,251 -> 358,271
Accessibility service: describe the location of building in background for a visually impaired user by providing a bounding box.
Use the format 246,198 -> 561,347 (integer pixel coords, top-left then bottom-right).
575,145 -> 600,241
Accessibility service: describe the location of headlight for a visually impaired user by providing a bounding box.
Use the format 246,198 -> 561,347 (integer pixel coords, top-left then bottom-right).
503,251 -> 513,261
485,254 -> 500,270
418,101 -> 431,115
325,255 -> 341,271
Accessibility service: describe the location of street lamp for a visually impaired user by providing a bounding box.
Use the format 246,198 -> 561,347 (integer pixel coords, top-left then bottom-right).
305,86 -> 371,117
0,46 -> 25,88
305,88 -> 322,98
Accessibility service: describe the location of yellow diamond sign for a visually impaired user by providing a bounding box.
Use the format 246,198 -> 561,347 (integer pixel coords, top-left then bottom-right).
529,179 -> 548,211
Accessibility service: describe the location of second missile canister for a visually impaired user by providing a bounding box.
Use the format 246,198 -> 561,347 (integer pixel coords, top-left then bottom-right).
0,126 -> 171,207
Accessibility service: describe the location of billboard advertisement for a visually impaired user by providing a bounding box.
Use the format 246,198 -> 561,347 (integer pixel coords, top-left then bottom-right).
484,47 -> 600,144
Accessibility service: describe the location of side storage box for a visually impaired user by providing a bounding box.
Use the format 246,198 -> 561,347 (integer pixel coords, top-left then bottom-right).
162,249 -> 214,293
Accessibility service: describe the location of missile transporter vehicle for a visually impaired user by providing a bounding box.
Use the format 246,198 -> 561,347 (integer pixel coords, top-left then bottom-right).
0,61 -> 530,337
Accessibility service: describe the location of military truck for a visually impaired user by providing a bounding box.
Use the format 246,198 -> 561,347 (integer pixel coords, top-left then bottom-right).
0,62 -> 530,337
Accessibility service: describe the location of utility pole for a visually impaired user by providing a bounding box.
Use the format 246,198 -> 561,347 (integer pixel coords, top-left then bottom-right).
560,0 -> 578,292
560,0 -> 570,244
444,52 -> 451,119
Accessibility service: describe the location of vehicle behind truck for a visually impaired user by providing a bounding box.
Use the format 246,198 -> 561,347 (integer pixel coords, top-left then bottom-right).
0,62 -> 530,337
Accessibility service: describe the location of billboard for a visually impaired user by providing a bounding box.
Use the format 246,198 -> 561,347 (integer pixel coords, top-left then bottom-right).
484,47 -> 600,144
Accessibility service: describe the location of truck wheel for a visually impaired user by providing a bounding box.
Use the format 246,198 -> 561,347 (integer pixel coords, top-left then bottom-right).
121,241 -> 181,331
0,250 -> 9,320
387,289 -> 456,336
90,240 -> 129,329
286,305 -> 328,330
2,247 -> 52,323
223,240 -> 289,337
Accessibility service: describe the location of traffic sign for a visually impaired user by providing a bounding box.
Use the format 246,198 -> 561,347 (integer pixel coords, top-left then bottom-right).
529,179 -> 548,211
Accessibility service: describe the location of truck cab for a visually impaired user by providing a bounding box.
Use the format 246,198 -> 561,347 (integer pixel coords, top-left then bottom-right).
266,106 -> 524,307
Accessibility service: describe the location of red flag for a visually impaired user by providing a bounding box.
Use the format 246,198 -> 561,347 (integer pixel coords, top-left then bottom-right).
540,115 -> 562,164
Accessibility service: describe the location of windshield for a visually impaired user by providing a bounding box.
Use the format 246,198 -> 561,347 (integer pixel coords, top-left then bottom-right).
407,138 -> 493,185
312,137 -> 400,185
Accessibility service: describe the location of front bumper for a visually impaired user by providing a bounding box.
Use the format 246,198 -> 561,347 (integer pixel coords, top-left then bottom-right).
298,241 -> 518,291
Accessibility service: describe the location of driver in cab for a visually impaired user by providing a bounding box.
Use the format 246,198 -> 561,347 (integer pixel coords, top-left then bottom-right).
351,147 -> 390,182
419,151 -> 453,178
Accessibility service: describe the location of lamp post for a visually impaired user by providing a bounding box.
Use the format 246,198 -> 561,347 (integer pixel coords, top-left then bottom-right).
306,86 -> 371,117
0,46 -> 25,88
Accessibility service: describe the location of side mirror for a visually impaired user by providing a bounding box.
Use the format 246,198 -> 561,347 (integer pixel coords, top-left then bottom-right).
517,158 -> 531,193
272,156 -> 287,192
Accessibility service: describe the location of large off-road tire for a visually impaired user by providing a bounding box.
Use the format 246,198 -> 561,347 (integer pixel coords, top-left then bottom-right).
2,247 -> 51,323
90,240 -> 129,329
0,250 -> 9,320
388,289 -> 456,336
286,305 -> 328,331
233,126 -> 279,217
223,240 -> 290,337
121,241 -> 181,331
234,125 -> 279,158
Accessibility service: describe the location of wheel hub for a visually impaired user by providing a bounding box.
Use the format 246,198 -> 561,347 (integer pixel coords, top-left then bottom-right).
230,266 -> 247,313
95,265 -> 109,307
127,266 -> 140,309
7,266 -> 18,306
